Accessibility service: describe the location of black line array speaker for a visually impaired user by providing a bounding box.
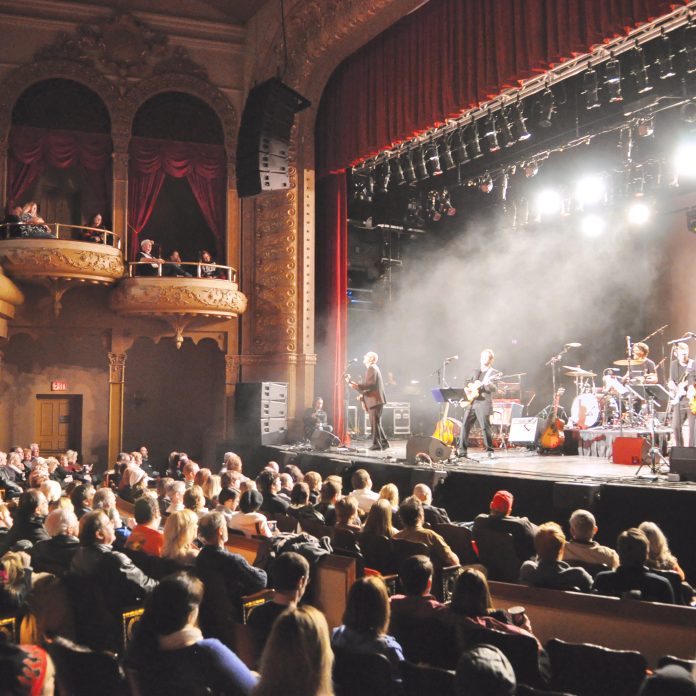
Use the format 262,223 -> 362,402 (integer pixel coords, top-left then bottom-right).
236,77 -> 310,197
670,446 -> 696,482
235,382 -> 288,446
405,436 -> 453,463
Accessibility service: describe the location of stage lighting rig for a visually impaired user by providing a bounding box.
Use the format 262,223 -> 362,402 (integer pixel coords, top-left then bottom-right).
437,136 -> 456,170
413,146 -> 429,181
497,109 -> 516,147
537,86 -> 556,127
511,100 -> 531,141
401,150 -> 417,184
680,21 -> 696,73
390,156 -> 406,186
482,110 -> 500,152
376,161 -> 391,193
479,173 -> 494,193
425,140 -> 443,176
450,128 -> 470,164
631,43 -> 653,94
655,28 -> 676,80
582,65 -> 600,110
618,126 -> 634,163
627,199 -> 651,225
605,53 -> 623,103
464,122 -> 483,159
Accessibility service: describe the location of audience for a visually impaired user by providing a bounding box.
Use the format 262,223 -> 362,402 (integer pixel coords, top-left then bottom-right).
288,482 -> 325,524
0,490 -> 50,555
304,471 -> 322,504
639,520 -> 686,581
350,468 -> 379,513
229,490 -> 273,537
0,551 -> 33,614
413,482 -> 453,525
519,521 -> 593,592
455,644 -> 516,696
636,663 -> 696,696
126,495 -> 164,557
215,486 -> 240,527
161,509 -> 200,567
30,508 -> 80,575
361,499 -> 398,539
314,479 -> 340,525
563,508 -> 619,569
257,469 -> 291,516
333,495 -> 362,533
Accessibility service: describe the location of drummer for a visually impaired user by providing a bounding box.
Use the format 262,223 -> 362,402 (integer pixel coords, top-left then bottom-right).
622,342 -> 657,385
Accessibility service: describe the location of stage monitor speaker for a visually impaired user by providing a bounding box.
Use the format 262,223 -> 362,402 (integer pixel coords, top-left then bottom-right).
236,78 -> 310,197
509,417 -> 540,445
405,436 -> 453,463
310,429 -> 341,452
553,482 -> 602,511
612,436 -> 649,465
670,446 -> 696,481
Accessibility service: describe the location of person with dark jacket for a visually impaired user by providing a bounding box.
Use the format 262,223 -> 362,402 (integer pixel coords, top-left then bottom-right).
0,490 -> 50,556
256,469 -> 291,516
413,483 -> 453,526
30,508 -> 80,576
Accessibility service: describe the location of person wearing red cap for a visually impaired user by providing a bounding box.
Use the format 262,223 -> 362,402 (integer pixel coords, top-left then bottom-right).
473,490 -> 537,561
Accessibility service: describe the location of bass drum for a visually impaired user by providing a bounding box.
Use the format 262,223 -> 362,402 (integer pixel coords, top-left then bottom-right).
570,393 -> 600,428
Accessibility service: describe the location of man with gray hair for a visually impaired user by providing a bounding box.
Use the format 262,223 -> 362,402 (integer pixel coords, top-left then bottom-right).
30,508 -> 80,575
165,480 -> 186,516
563,509 -> 619,569
347,351 -> 389,450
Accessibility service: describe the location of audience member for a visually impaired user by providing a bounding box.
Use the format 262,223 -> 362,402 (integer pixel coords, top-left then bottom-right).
136,238 -> 164,276
378,483 -> 401,526
229,490 -> 273,538
0,551 -> 33,614
126,496 -> 164,557
288,482 -> 325,524
253,605 -> 334,696
639,521 -> 686,581
303,396 -> 333,440
350,469 -> 379,513
0,490 -> 50,555
304,471 -> 322,505
594,528 -> 675,603
165,480 -> 186,516
278,473 -> 294,500
93,487 -> 131,549
162,509 -> 200,568
636,663 -> 696,696
361,499 -> 398,539
163,249 -> 193,277
314,478 -> 339,526
183,485 -> 207,517
182,460 -> 200,489
256,469 -> 290,516
473,490 -> 537,561
203,474 -> 222,508
215,487 -> 240,527
70,483 -> 95,519
563,509 -> 619,569
519,521 -> 593,592
394,496 -> 459,567
334,495 -> 362,533
413,482 -> 452,525
455,644 -> 516,696
0,640 -> 55,695
30,508 -> 80,575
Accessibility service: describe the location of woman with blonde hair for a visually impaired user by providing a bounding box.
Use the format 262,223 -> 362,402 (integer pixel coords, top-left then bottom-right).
0,551 -> 32,614
638,521 -> 686,580
254,605 -> 334,696
183,484 -> 207,517
202,474 -> 221,508
162,509 -> 200,567
361,499 -> 397,539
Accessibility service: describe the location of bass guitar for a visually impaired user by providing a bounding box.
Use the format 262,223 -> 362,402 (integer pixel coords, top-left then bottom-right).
539,388 -> 566,451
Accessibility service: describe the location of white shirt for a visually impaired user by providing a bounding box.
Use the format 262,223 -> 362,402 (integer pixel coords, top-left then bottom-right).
351,488 -> 379,513
229,510 -> 272,538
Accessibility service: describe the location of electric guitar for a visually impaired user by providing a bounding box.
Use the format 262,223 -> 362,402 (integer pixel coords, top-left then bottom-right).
669,371 -> 694,406
539,388 -> 566,451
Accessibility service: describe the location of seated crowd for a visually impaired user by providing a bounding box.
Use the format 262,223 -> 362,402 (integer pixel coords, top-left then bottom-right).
135,239 -> 226,278
0,443 -> 694,695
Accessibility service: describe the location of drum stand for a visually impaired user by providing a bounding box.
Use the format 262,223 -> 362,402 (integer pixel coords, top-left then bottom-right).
635,394 -> 669,477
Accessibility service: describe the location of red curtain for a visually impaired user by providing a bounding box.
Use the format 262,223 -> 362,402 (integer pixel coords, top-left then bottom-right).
8,125 -> 112,210
315,0 -> 678,435
128,137 -> 227,258
316,172 -> 349,440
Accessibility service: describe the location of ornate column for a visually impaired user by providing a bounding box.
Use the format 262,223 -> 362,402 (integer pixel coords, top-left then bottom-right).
111,142 -> 129,256
224,353 -> 241,439
107,351 -> 127,468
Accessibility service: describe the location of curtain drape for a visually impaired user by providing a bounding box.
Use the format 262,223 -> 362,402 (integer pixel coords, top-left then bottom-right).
315,0 -> 677,439
8,125 -> 113,212
128,137 -> 227,258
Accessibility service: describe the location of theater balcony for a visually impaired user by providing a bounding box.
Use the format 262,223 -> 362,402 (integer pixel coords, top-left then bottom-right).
109,262 -> 247,348
0,223 -> 124,316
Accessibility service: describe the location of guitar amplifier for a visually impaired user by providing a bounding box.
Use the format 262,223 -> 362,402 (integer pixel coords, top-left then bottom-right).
363,402 -> 411,436
491,400 -> 523,426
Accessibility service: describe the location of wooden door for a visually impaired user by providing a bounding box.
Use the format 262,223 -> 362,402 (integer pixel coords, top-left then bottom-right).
35,397 -> 75,454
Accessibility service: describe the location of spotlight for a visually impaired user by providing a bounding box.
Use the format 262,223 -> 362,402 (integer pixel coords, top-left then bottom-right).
353,177 -> 371,203
674,140 -> 696,179
636,117 -> 654,137
604,54 -> 623,103
627,200 -> 651,225
365,167 -> 375,198
390,157 -> 405,186
523,161 -> 538,178
464,122 -> 483,159
631,44 -> 653,94
438,188 -> 456,216
536,189 -> 562,215
425,141 -> 442,176
537,87 -> 555,128
511,100 -> 531,141
437,137 -> 456,171
576,174 -> 606,206
497,109 -> 515,147
497,172 -> 509,201
479,174 -> 494,194
450,128 -> 470,164
680,22 -> 696,73
376,161 -> 390,193
655,29 -> 676,80
482,111 -> 500,152
618,127 -> 633,163
413,146 -> 429,181
581,214 -> 606,238
427,191 -> 441,221
401,151 -> 417,184
582,66 -> 600,110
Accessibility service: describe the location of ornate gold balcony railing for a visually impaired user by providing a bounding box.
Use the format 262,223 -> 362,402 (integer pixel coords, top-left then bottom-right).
0,223 -> 124,316
109,261 -> 247,348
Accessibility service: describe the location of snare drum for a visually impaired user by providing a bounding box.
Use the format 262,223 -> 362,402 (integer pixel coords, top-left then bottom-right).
570,393 -> 600,428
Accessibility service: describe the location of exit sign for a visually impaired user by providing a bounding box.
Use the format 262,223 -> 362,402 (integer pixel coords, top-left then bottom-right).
51,381 -> 68,391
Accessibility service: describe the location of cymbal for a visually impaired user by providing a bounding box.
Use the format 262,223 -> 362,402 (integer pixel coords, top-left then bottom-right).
565,370 -> 597,377
562,365 -> 595,376
613,358 -> 646,366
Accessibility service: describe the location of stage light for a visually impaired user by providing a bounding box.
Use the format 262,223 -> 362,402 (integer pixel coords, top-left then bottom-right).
605,53 -> 623,103
536,188 -> 562,216
437,136 -> 456,170
680,101 -> 696,124
636,116 -> 654,137
479,174 -> 494,194
575,175 -> 606,207
427,190 -> 441,221
627,200 -> 651,225
537,87 -> 555,128
497,172 -> 509,201
464,122 -> 483,159
413,146 -> 429,181
482,111 -> 500,152
523,161 -> 538,178
376,161 -> 390,193
511,100 -> 531,141
425,141 -> 442,176
497,109 -> 515,147
438,188 -> 456,217
655,29 -> 676,80
390,157 -> 405,186
618,127 -> 633,163
580,214 -> 606,237
582,66 -> 600,110
401,151 -> 417,184
680,22 -> 696,73
674,140 -> 696,179
450,128 -> 469,164
631,44 -> 653,94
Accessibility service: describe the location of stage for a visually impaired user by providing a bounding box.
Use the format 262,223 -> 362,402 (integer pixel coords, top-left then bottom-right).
249,438 -> 696,581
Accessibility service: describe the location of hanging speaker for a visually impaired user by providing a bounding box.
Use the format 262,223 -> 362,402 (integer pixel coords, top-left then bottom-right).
236,78 -> 311,197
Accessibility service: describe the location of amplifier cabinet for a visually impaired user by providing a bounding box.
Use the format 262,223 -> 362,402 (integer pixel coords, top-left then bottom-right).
363,402 -> 411,437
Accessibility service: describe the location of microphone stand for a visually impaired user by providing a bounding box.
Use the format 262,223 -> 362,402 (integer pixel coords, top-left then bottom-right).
541,345 -> 572,418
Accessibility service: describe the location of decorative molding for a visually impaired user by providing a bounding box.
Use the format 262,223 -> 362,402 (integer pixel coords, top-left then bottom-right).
239,352 -> 317,367
108,351 -> 126,383
225,353 -> 241,385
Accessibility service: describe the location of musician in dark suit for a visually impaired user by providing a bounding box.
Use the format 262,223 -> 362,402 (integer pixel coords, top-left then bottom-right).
668,342 -> 695,447
458,348 -> 499,460
350,351 -> 389,450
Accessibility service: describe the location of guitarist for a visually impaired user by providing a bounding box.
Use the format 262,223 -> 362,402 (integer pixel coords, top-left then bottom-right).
668,342 -> 695,447
457,348 -> 499,460
348,351 -> 390,451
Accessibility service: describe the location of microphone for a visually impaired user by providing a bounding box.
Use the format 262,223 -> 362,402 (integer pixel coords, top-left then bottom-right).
444,355 -> 459,363
349,358 -> 358,363
564,342 -> 582,348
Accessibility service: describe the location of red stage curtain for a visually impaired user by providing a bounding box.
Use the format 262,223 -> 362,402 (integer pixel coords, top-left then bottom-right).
315,0 -> 678,436
128,137 -> 227,258
8,125 -> 112,211
316,172 -> 348,440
